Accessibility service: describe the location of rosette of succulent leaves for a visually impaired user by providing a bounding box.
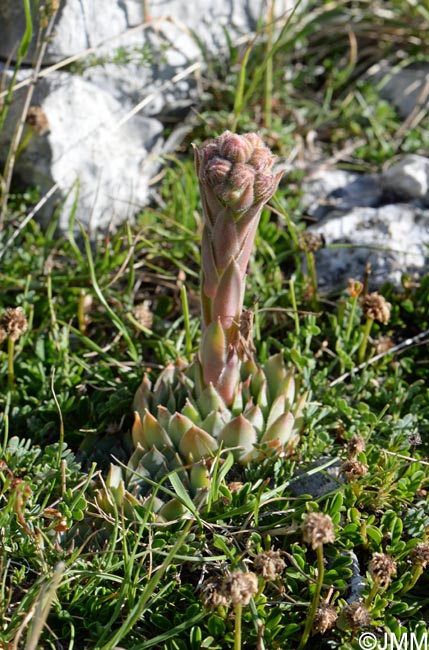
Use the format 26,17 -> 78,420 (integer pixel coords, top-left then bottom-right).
97,131 -> 308,522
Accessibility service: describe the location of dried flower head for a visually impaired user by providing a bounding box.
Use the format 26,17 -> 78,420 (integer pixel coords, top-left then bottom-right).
298,232 -> 325,253
227,481 -> 244,493
362,292 -> 391,324
26,106 -> 49,134
302,512 -> 335,549
132,301 -> 154,330
253,550 -> 286,580
409,543 -> 429,568
224,570 -> 258,606
346,434 -> 366,459
348,279 -> 363,298
339,460 -> 368,481
339,601 -> 371,631
368,552 -> 397,585
0,329 -> 6,345
0,307 -> 28,341
313,603 -> 338,634
200,576 -> 230,610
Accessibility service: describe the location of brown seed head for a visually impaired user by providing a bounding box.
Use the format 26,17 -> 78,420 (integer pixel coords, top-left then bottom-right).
339,460 -> 368,481
224,570 -> 258,606
132,301 -> 153,330
26,106 -> 49,134
362,292 -> 391,324
339,602 -> 371,631
346,434 -> 366,459
200,576 -> 230,610
368,552 -> 397,585
0,307 -> 28,341
409,542 -> 429,568
253,550 -> 286,580
298,232 -> 325,253
313,603 -> 338,634
302,512 -> 335,549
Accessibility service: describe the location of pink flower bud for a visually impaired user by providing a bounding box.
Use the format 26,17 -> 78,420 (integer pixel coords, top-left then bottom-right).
219,131 -> 253,162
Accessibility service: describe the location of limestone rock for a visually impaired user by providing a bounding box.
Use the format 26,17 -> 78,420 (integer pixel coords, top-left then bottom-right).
309,204 -> 429,289
1,70 -> 163,232
380,155 -> 429,204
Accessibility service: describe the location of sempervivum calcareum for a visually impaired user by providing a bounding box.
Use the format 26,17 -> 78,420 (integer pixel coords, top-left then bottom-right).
99,132 -> 307,521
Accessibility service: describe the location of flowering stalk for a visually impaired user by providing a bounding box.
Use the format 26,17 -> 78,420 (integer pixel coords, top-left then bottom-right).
194,131 -> 282,404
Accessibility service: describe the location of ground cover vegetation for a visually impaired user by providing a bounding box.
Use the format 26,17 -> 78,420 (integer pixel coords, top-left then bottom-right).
0,1 -> 429,648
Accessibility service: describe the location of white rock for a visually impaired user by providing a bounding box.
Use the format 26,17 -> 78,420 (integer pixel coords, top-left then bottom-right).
1,71 -> 163,232
0,0 -> 301,64
380,155 -> 429,204
303,169 -> 381,220
309,204 -> 429,289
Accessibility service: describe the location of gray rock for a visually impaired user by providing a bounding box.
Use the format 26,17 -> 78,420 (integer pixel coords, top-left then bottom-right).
288,456 -> 342,497
368,60 -> 429,119
303,169 -> 382,220
381,155 -> 429,204
310,204 -> 429,289
0,0 -> 301,233
0,0 -> 298,64
1,70 -> 163,232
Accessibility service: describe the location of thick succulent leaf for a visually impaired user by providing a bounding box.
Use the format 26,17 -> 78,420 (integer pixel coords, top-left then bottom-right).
190,460 -> 211,493
182,398 -> 200,424
168,412 -> 194,448
265,393 -> 287,432
200,320 -> 227,387
255,377 -> 269,414
157,405 -> 171,432
141,409 -> 173,450
133,374 -> 152,414
264,353 -> 287,402
201,409 -> 231,438
106,464 -> 123,490
158,498 -> 189,522
216,346 -> 240,406
218,414 -> 257,464
179,425 -> 219,462
243,403 -> 264,435
230,380 -> 243,415
212,258 -> 243,330
132,411 -> 144,448
105,464 -> 126,505
197,383 -> 226,419
139,446 -> 169,479
278,371 -> 295,411
293,391 -> 309,432
201,227 -> 219,299
211,207 -> 240,273
250,367 -> 265,400
260,411 -> 295,446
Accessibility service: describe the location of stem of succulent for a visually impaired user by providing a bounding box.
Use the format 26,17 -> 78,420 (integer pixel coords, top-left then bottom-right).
358,316 -> 374,364
194,131 -> 283,404
234,602 -> 243,650
297,544 -> 325,650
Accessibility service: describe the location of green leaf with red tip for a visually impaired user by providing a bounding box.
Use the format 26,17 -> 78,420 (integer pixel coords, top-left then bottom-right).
179,425 -> 219,462
218,414 -> 257,464
200,320 -> 227,387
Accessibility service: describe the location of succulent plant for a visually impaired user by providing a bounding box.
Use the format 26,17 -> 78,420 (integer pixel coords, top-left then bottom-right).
100,131 -> 307,521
